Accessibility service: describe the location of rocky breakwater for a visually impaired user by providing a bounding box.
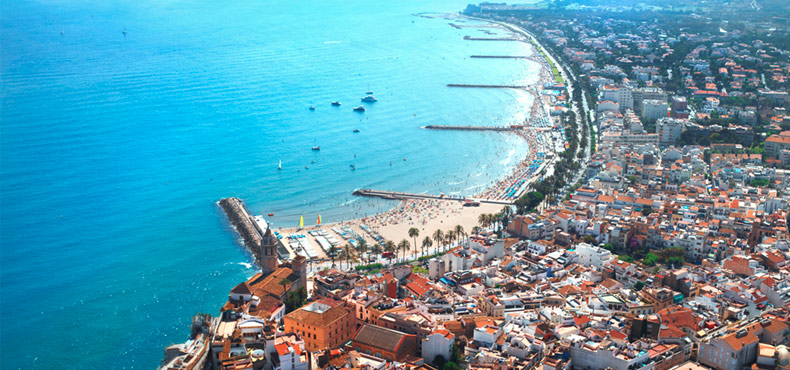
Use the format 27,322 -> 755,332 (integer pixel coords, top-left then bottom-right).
218,197 -> 264,266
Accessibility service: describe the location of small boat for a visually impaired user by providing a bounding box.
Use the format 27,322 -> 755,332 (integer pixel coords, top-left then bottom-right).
361,95 -> 377,102
311,160 -> 316,164
353,105 -> 366,112
366,91 -> 373,95
268,213 -> 275,216
305,166 -> 309,169
353,129 -> 360,133
331,101 -> 342,106
309,106 -> 315,111
312,146 -> 320,151
278,160 -> 282,170
350,164 -> 356,170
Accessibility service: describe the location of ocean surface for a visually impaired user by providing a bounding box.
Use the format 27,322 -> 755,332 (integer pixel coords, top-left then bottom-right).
0,0 -> 539,368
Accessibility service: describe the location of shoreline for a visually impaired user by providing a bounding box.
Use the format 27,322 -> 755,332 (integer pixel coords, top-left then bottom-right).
270,15 -> 564,265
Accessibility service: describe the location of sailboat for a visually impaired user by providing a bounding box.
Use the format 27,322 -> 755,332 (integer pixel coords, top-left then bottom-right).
278,160 -> 282,170
312,138 -> 320,151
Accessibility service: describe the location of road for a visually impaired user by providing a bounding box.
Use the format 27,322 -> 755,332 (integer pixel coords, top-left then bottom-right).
503,22 -> 593,205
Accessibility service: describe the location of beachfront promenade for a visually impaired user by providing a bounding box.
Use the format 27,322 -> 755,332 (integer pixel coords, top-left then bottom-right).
352,189 -> 514,205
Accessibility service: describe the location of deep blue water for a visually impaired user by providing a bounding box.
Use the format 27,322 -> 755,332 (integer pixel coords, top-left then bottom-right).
0,0 -> 539,368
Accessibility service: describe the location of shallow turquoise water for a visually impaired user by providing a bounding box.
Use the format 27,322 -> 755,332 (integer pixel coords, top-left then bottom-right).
0,0 -> 538,368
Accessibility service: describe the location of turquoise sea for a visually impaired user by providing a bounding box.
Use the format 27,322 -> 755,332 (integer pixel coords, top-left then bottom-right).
0,0 -> 540,368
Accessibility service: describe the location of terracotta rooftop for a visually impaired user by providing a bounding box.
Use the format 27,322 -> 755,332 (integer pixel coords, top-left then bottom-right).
353,324 -> 411,353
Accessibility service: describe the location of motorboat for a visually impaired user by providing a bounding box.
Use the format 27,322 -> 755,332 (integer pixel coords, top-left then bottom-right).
331,101 -> 342,106
353,105 -> 366,112
361,95 -> 377,102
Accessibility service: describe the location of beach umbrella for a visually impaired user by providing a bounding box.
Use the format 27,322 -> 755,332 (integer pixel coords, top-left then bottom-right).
317,214 -> 322,225
299,215 -> 304,228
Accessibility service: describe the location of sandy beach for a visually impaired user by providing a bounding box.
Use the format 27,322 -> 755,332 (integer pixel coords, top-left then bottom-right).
275,19 -> 563,264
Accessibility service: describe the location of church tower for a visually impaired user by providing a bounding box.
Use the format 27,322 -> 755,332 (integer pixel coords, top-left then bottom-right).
260,226 -> 278,276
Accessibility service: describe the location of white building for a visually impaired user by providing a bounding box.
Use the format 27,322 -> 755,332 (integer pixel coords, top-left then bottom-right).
422,330 -> 455,364
575,243 -> 614,269
656,117 -> 685,147
642,99 -> 668,120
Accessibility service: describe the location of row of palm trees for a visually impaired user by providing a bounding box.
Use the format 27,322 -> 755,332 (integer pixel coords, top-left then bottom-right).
326,210 -> 519,271
325,224 -> 476,270
477,206 -> 514,233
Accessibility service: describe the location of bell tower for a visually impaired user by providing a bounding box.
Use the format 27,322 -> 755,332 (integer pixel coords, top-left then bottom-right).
260,226 -> 278,276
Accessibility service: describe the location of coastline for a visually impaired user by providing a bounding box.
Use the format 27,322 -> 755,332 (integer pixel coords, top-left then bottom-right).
269,15 -> 565,266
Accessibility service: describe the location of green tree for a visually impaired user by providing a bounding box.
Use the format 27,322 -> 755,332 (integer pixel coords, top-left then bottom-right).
384,240 -> 396,262
327,245 -> 338,268
356,239 -> 368,264
369,243 -> 382,262
408,227 -> 420,257
478,213 -> 490,228
515,191 -> 545,214
641,206 -> 653,216
446,230 -> 457,250
618,255 -> 635,263
455,225 -> 465,247
422,236 -> 433,257
634,281 -> 645,291
342,244 -> 355,269
643,252 -> 659,267
750,178 -> 769,187
284,287 -> 307,313
499,206 -> 514,230
398,239 -> 411,262
432,230 -> 444,253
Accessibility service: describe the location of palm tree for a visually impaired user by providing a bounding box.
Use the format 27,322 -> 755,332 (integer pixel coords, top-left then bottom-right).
356,239 -> 368,264
384,240 -> 397,263
446,230 -> 456,251
432,230 -> 444,254
343,244 -> 355,270
486,214 -> 497,231
478,213 -> 489,228
501,206 -> 514,231
398,239 -> 411,262
422,236 -> 433,257
472,226 -> 482,235
455,225 -> 465,247
408,227 -> 420,257
327,245 -> 338,268
370,243 -> 383,262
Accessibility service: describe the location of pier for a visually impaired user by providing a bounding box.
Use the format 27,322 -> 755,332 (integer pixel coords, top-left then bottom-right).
424,125 -> 512,132
352,189 -> 513,205
447,84 -> 528,89
424,124 -> 553,132
218,197 -> 265,265
470,55 -> 530,59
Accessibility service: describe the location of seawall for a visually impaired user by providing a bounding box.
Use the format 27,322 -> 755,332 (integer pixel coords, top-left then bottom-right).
218,197 -> 263,266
